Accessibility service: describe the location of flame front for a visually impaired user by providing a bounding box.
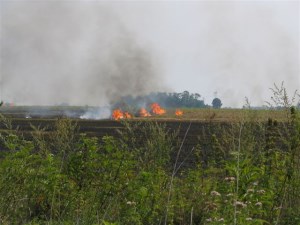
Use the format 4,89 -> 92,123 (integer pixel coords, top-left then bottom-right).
139,108 -> 151,117
124,112 -> 132,119
151,103 -> 166,115
112,109 -> 124,120
112,109 -> 133,120
175,109 -> 183,116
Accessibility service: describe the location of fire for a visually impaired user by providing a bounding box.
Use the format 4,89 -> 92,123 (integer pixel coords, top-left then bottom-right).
139,108 -> 151,117
112,109 -> 133,120
150,103 -> 166,115
124,112 -> 132,119
175,109 -> 183,116
112,109 -> 124,120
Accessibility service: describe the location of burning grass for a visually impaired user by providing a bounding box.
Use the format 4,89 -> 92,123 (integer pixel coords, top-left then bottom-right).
0,105 -> 291,122
111,109 -> 133,120
175,109 -> 183,116
112,102 -> 166,120
150,103 -> 166,115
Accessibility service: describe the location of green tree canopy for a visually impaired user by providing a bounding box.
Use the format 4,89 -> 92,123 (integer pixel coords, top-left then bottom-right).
212,98 -> 222,109
112,91 -> 208,110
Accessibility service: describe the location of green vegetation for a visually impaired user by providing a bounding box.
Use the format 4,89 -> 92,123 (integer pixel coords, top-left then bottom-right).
212,98 -> 222,109
0,86 -> 299,224
112,91 -> 208,110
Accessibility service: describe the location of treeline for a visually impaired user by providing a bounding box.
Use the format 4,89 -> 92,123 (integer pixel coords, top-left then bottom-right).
112,91 -> 208,110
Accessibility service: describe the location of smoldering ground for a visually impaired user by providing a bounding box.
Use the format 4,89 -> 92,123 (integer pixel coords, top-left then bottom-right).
0,1 -> 163,106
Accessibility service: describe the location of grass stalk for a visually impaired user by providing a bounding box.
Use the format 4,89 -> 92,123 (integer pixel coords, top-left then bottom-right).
234,121 -> 244,225
164,122 -> 192,225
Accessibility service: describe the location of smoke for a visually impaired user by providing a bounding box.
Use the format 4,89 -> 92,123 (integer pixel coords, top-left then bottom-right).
111,1 -> 299,107
1,1 -> 298,108
0,1 -> 163,106
79,106 -> 111,120
196,1 -> 300,107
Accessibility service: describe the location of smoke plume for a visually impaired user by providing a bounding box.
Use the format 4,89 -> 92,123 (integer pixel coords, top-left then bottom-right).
1,1 -> 298,108
0,1 -> 163,106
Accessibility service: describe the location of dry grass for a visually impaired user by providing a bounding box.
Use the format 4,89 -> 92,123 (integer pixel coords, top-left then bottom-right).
132,108 -> 289,123
0,105 -> 291,123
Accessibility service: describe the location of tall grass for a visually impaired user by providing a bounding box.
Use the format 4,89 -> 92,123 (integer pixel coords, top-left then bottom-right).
0,88 -> 299,224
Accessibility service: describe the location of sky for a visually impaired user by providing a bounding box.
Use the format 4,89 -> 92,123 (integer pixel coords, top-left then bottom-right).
0,0 -> 299,107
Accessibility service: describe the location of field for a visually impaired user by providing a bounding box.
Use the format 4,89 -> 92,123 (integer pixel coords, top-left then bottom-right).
0,106 -> 290,161
0,106 -> 299,224
0,105 -> 290,121
0,106 -> 290,139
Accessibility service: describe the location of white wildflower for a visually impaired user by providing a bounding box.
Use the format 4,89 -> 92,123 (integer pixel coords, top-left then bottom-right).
126,201 -> 136,206
255,202 -> 262,207
206,218 -> 212,222
234,201 -> 247,208
211,191 -> 221,196
224,177 -> 236,182
247,189 -> 255,193
257,189 -> 266,194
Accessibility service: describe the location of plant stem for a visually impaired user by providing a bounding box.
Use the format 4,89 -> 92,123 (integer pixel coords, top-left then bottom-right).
234,121 -> 243,225
164,122 -> 192,225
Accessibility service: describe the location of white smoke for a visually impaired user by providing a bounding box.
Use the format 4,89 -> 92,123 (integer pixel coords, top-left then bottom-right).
80,106 -> 111,120
0,1 -> 163,106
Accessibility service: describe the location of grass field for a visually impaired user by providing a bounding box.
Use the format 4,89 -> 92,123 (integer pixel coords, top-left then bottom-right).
0,106 -> 292,154
0,105 -> 290,121
0,106 -> 291,148
0,106 -> 299,224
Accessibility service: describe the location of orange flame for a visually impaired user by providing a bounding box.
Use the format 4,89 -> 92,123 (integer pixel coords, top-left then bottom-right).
151,103 -> 166,115
175,109 -> 183,116
139,108 -> 151,117
124,112 -> 132,119
112,109 -> 133,120
112,109 -> 124,120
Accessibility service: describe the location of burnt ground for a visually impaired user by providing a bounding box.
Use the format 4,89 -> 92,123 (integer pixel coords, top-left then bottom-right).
0,117 -> 230,145
0,112 -> 234,170
0,107 -> 278,170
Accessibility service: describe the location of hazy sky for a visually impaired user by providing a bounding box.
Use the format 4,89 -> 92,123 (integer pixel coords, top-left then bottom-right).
0,0 -> 299,107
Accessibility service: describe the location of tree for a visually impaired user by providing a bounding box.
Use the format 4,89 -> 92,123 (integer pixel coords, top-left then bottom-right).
212,98 -> 222,109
